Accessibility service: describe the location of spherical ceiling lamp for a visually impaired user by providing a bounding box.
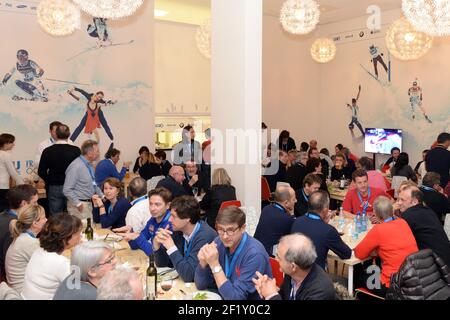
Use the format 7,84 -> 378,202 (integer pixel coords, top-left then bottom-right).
37,0 -> 80,36
280,0 -> 320,35
72,0 -> 144,19
402,0 -> 450,36
386,17 -> 433,61
310,38 -> 337,63
196,19 -> 211,59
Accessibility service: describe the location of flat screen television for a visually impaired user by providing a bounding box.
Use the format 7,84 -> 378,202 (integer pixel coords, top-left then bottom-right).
364,128 -> 402,155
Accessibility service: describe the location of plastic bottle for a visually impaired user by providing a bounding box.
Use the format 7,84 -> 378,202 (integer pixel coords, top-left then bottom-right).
361,212 -> 367,232
356,212 -> 362,234
338,207 -> 345,232
351,219 -> 358,240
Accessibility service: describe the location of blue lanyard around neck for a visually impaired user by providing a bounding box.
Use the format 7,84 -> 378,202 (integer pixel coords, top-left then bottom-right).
306,213 -> 321,220
384,216 -> 396,223
25,230 -> 36,238
7,210 -> 17,218
420,186 -> 436,192
183,222 -> 201,257
131,195 -> 147,206
107,203 -> 113,215
357,187 -> 371,214
79,156 -> 96,186
301,189 -> 309,202
150,210 -> 171,238
273,203 -> 286,214
224,233 -> 248,278
290,280 -> 298,300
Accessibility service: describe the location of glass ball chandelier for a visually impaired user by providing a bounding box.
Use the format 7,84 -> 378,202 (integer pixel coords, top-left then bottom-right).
386,16 -> 433,61
37,0 -> 80,36
310,38 -> 337,63
196,19 -> 211,59
72,0 -> 144,20
280,0 -> 320,35
402,0 -> 450,36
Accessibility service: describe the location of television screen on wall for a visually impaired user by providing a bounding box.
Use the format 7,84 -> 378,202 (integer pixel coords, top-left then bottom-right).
364,128 -> 402,155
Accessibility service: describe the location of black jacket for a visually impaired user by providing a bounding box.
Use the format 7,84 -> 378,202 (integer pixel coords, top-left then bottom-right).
38,144 -> 81,185
200,185 -> 236,228
420,187 -> 450,222
387,249 -> 450,300
278,137 -> 296,152
156,176 -> 191,198
0,211 -> 14,280
138,163 -> 162,181
286,164 -> 307,191
425,145 -> 450,187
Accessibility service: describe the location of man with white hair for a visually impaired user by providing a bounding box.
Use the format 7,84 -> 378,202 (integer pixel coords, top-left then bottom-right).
253,233 -> 336,300
125,177 -> 150,233
97,268 -> 144,300
54,241 -> 116,300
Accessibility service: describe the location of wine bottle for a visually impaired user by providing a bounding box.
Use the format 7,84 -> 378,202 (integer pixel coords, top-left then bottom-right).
84,218 -> 94,241
339,175 -> 346,190
146,254 -> 157,300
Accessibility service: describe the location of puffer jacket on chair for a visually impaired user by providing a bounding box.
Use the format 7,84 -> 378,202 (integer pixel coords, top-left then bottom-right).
387,249 -> 450,300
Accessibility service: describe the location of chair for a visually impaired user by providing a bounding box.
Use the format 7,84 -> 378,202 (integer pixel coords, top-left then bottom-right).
269,257 -> 284,287
261,177 -> 272,201
147,175 -> 165,191
390,176 -> 408,198
219,200 -> 242,210
444,214 -> 450,240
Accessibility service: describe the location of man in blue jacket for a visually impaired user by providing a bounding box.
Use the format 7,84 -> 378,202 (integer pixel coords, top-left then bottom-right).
152,196 -> 217,282
291,190 -> 352,270
94,148 -> 131,186
195,206 -> 272,300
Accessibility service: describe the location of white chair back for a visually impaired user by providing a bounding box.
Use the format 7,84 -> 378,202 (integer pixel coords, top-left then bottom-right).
240,206 -> 259,237
390,176 -> 408,198
147,175 -> 165,191
444,214 -> 450,241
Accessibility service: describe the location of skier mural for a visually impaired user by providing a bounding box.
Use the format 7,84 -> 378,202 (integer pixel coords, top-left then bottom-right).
360,44 -> 391,86
408,79 -> 432,123
346,85 -> 365,137
87,17 -> 112,47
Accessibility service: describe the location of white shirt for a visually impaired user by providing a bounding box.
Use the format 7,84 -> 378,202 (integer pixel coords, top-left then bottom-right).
22,248 -> 70,300
34,137 -> 54,169
0,150 -> 24,189
125,195 -> 150,233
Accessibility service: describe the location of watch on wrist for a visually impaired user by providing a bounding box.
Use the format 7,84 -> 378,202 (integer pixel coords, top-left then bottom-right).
211,265 -> 222,274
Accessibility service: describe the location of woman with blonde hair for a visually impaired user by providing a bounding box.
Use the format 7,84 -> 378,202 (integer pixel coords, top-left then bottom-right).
138,151 -> 162,181
5,204 -> 47,292
200,168 -> 236,228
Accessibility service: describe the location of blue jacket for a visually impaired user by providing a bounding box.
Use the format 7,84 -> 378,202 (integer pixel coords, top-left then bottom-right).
290,213 -> 352,269
194,233 -> 272,300
92,197 -> 131,229
128,210 -> 172,256
254,203 -> 295,256
155,221 -> 217,282
94,158 -> 127,186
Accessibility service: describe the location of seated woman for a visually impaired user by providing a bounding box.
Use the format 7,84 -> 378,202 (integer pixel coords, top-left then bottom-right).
390,152 -> 417,182
21,214 -> 82,300
53,241 -> 116,300
330,152 -> 352,181
305,158 -> 328,193
132,146 -> 150,174
200,168 -> 237,228
138,152 -> 162,181
92,177 -> 131,229
5,204 -> 47,293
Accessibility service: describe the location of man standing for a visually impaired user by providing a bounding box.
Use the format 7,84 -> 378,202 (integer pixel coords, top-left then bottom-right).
253,233 -> 336,300
254,186 -> 296,256
34,121 -> 62,172
195,206 -> 272,300
0,185 -> 38,281
294,173 -> 322,217
63,140 -> 103,220
152,196 -> 217,282
397,185 -> 450,267
38,124 -> 81,215
425,132 -> 450,188
420,172 -> 450,222
125,177 -> 150,233
156,166 -> 192,198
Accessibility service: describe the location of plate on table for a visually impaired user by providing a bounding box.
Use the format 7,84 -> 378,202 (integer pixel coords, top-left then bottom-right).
157,268 -> 179,281
189,291 -> 222,300
98,233 -> 123,242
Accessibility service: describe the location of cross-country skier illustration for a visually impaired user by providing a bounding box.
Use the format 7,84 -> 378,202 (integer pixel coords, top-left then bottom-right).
408,79 -> 432,123
369,44 -> 388,79
2,49 -> 48,102
346,85 -> 365,136
67,87 -> 116,150
87,17 -> 112,47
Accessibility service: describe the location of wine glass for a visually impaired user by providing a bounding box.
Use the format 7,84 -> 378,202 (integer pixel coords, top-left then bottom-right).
192,187 -> 199,198
161,278 -> 173,293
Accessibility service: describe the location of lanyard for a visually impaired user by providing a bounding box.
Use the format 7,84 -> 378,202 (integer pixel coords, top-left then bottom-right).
384,216 -> 396,223
107,203 -> 113,215
6,210 -> 17,218
420,186 -> 436,192
305,213 -> 321,220
50,137 -> 54,144
183,222 -> 201,257
131,195 -> 147,206
224,233 -> 248,278
79,156 -> 97,187
273,203 -> 286,214
301,189 -> 309,202
357,187 -> 371,214
289,279 -> 298,300
149,210 -> 171,239
25,230 -> 36,238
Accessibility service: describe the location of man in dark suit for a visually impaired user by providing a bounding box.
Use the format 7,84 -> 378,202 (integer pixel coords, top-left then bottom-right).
286,151 -> 308,191
252,233 -> 336,300
420,172 -> 450,222
156,166 -> 192,198
294,173 -> 322,217
425,132 -> 450,188
183,161 -> 210,195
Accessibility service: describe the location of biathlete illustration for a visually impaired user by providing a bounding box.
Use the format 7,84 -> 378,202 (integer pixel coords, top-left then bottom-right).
408,79 -> 432,123
2,49 -> 48,102
346,85 -> 365,136
67,87 -> 117,150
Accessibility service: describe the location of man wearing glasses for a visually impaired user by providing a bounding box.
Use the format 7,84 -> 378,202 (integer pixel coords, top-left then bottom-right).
194,206 -> 272,300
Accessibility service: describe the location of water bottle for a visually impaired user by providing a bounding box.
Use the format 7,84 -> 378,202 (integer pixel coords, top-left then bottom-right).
361,212 -> 367,232
351,219 -> 358,240
356,212 -> 362,234
338,207 -> 345,232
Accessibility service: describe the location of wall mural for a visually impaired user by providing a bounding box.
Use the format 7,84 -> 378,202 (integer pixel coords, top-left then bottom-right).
0,1 -> 153,179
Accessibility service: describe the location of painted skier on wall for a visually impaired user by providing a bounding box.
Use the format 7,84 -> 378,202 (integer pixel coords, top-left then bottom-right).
87,17 -> 112,47
1,49 -> 48,102
67,87 -> 116,150
360,44 -> 391,86
346,84 -> 365,136
408,79 -> 432,123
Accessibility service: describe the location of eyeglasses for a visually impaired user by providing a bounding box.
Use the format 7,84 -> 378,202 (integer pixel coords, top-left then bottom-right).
95,254 -> 116,267
216,226 -> 241,236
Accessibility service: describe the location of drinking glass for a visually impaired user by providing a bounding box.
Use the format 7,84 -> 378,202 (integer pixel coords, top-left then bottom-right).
192,187 -> 199,197
161,279 -> 173,293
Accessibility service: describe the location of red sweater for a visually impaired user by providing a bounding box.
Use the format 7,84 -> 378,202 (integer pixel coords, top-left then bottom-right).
343,187 -> 387,216
354,218 -> 418,287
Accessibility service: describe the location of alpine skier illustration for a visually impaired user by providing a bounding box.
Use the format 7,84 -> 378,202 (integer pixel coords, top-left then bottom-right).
408,79 -> 432,123
346,85 -> 365,136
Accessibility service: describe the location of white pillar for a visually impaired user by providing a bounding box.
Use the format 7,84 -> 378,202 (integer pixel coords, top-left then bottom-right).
211,0 -> 262,213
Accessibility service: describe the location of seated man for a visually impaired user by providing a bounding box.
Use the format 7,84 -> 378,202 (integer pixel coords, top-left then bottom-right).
152,196 -> 217,282
125,177 -> 150,233
183,161 -> 210,195
254,185 -> 296,256
382,147 -> 400,173
350,157 -> 390,192
97,268 -> 144,300
342,169 -> 387,222
285,151 -> 308,191
294,173 -> 321,217
420,172 -> 450,222
194,206 -> 272,300
113,188 -> 172,256
291,191 -> 351,270
354,196 -> 418,298
156,166 -> 192,198
253,233 -> 336,300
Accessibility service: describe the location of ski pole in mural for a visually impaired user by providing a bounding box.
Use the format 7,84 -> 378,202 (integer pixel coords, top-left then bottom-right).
67,87 -> 117,150
1,49 -> 48,102
408,79 -> 432,123
360,44 -> 391,86
346,84 -> 365,137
